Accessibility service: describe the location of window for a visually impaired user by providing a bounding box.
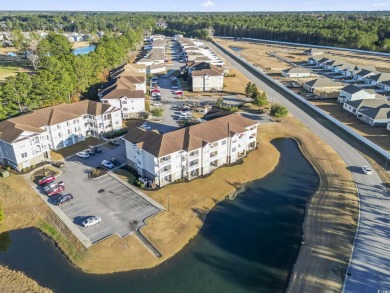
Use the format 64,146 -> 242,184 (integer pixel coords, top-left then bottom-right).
232,148 -> 236,152
123,108 -> 128,112
222,140 -> 226,145
21,152 -> 28,158
115,121 -> 120,125
122,101 -> 127,104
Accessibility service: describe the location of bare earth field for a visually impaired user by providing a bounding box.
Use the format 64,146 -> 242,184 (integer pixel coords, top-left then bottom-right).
215,38 -> 390,73
311,100 -> 390,151
0,114 -> 358,292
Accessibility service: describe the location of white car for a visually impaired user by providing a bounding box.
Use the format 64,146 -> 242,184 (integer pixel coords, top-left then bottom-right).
139,124 -> 152,130
101,160 -> 115,169
82,216 -> 102,228
152,102 -> 162,106
76,151 -> 90,159
362,166 -> 372,175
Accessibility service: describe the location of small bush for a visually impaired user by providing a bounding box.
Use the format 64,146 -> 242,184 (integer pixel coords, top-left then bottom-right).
0,206 -> 4,223
5,166 -> 10,171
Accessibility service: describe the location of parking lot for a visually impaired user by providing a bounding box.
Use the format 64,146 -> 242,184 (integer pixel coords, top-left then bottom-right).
32,140 -> 163,246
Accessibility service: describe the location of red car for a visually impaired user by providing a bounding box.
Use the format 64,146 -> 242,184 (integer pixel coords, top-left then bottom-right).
175,90 -> 183,95
46,185 -> 65,197
38,176 -> 55,185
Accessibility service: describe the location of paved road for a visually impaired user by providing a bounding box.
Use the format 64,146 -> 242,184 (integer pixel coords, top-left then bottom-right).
207,41 -> 390,293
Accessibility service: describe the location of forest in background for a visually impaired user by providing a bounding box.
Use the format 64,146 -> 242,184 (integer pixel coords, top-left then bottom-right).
1,12 -> 389,51
0,11 -> 389,120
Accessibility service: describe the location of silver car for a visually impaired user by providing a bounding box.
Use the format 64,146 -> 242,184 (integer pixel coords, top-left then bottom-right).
82,216 -> 102,228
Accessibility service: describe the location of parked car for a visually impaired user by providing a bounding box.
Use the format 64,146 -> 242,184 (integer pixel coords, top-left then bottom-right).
101,160 -> 115,169
82,216 -> 102,228
84,148 -> 95,156
175,90 -> 183,95
38,176 -> 55,185
110,158 -> 121,167
139,124 -> 151,130
43,181 -> 64,192
152,91 -> 161,97
76,151 -> 90,159
151,76 -> 158,81
153,96 -> 162,101
89,145 -> 102,153
179,59 -> 185,62
150,89 -> 160,93
152,102 -> 162,106
46,185 -> 65,197
362,166 -> 372,175
108,140 -> 120,146
171,85 -> 180,89
52,161 -> 65,168
53,193 -> 73,206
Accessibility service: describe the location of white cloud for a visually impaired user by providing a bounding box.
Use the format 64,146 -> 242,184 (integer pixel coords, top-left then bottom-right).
373,2 -> 390,7
202,0 -> 215,8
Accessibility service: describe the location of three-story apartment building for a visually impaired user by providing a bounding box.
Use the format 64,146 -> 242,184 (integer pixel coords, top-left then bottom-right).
124,114 -> 258,187
0,100 -> 122,171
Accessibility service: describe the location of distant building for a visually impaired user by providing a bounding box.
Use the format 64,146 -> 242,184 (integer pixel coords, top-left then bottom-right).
303,48 -> 324,56
281,67 -> 311,78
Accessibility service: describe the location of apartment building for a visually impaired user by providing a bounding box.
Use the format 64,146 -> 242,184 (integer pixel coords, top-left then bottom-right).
337,85 -> 376,103
0,100 -> 122,171
124,113 -> 258,187
99,67 -> 147,119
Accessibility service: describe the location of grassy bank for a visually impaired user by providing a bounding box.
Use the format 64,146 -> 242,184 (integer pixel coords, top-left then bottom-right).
0,116 -> 358,291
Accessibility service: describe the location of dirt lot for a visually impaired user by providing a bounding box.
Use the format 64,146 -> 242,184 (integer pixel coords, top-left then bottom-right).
310,99 -> 390,151
215,38 -> 390,73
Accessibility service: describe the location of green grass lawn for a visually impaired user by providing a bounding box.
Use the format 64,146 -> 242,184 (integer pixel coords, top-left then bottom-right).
50,137 -> 103,160
0,55 -> 31,80
114,167 -> 136,185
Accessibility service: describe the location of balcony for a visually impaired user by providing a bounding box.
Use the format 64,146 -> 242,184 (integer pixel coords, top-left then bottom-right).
189,151 -> 199,159
210,151 -> 218,159
159,158 -> 171,166
159,168 -> 172,176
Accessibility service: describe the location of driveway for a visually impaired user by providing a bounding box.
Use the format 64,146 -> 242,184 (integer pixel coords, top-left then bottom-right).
31,141 -> 163,247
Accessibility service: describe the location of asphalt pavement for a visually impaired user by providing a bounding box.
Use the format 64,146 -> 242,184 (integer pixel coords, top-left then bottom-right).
206,41 -> 390,293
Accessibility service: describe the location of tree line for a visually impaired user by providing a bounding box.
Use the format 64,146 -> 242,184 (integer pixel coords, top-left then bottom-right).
155,12 -> 390,52
0,29 -> 143,120
2,12 -> 389,52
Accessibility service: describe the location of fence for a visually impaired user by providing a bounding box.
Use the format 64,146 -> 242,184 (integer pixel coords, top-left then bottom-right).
211,41 -> 390,162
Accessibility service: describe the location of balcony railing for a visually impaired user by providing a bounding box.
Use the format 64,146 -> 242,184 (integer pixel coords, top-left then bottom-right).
159,159 -> 171,166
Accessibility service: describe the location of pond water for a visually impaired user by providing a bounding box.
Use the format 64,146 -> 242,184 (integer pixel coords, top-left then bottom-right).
73,45 -> 96,55
0,138 -> 318,293
229,46 -> 244,52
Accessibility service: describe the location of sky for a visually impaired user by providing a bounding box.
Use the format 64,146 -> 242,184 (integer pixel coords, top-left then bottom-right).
0,0 -> 390,11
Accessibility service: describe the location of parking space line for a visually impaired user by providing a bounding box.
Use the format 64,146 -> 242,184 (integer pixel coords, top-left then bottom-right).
68,207 -> 89,216
61,202 -> 86,212
95,177 -> 112,184
85,226 -> 111,238
136,207 -> 158,219
62,199 -> 86,211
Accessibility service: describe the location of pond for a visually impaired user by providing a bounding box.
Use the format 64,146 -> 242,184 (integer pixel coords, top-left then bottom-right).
0,138 -> 318,293
229,46 -> 244,52
73,45 -> 96,55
